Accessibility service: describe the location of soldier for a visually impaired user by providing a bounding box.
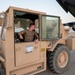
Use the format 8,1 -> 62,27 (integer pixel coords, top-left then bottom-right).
19,23 -> 38,43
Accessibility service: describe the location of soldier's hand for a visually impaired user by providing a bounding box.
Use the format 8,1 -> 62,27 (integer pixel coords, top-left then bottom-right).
35,39 -> 38,44
20,35 -> 23,39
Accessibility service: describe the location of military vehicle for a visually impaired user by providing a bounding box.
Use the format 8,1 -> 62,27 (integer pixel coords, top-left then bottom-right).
0,6 -> 74,75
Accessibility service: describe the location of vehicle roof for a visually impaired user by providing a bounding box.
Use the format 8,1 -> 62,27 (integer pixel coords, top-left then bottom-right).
6,6 -> 46,15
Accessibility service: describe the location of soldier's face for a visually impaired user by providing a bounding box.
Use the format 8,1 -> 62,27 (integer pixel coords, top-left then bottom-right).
32,25 -> 35,30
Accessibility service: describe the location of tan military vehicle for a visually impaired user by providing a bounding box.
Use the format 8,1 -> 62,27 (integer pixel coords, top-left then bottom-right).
0,6 -> 75,75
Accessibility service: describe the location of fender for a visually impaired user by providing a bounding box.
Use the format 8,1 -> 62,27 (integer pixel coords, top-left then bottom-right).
50,39 -> 65,52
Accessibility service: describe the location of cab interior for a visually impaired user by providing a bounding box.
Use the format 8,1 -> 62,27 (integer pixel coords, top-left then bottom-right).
14,11 -> 39,43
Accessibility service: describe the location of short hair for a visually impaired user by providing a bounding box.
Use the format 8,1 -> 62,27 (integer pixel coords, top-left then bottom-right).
29,23 -> 35,28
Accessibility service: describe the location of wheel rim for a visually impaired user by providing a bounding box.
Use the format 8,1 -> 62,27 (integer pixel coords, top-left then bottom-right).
58,51 -> 68,68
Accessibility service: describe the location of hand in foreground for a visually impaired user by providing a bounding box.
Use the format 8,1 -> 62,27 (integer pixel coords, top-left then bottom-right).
20,35 -> 23,39
35,39 -> 38,44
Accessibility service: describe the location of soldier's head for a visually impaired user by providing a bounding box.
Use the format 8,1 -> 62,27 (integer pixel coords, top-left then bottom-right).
29,23 -> 35,31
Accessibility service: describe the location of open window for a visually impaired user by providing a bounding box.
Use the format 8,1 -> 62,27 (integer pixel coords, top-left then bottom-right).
14,11 -> 39,43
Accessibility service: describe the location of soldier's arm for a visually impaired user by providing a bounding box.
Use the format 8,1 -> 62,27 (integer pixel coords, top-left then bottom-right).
34,33 -> 39,44
35,33 -> 38,40
19,30 -> 26,39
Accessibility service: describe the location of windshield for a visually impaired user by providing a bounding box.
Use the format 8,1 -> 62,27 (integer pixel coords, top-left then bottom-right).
41,15 -> 60,40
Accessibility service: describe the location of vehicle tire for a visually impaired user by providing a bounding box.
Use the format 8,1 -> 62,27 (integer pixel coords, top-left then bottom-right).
47,44 -> 70,73
0,63 -> 6,75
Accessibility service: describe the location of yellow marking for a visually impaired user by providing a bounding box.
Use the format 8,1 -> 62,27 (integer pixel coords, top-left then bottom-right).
41,48 -> 45,52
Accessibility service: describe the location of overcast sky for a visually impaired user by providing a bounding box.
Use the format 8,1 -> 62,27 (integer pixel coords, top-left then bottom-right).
0,0 -> 75,23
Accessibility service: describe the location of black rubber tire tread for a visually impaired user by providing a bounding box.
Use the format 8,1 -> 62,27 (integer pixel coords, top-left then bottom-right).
47,44 -> 70,74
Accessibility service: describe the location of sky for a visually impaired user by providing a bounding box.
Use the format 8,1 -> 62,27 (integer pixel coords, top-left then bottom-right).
0,0 -> 75,23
